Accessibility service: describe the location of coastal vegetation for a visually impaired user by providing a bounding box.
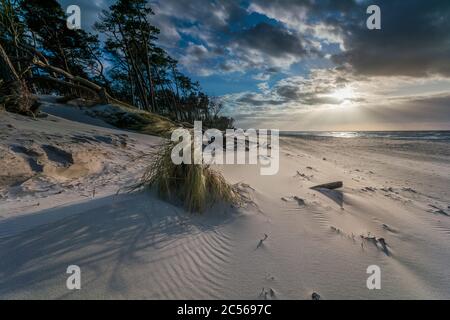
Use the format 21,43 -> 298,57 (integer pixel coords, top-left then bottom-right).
0,0 -> 237,211
0,0 -> 234,130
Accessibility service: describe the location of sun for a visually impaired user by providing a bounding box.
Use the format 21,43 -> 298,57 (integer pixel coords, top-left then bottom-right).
329,86 -> 355,104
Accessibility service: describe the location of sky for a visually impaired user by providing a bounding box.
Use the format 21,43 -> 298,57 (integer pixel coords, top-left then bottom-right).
58,0 -> 450,131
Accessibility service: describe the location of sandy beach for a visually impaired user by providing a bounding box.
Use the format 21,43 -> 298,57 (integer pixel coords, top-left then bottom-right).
1,102 -> 449,300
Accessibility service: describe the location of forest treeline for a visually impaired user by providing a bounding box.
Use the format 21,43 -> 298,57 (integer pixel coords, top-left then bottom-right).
0,0 -> 234,130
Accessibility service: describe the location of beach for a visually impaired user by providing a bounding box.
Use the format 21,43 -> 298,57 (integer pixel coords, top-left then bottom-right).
1,105 -> 449,299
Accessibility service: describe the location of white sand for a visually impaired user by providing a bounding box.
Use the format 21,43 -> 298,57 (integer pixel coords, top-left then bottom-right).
1,101 -> 449,299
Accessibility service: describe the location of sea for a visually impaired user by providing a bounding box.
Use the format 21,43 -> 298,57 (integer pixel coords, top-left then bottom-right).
280,131 -> 450,141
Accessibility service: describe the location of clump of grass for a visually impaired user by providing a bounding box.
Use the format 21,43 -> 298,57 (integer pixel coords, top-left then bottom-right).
134,142 -> 240,213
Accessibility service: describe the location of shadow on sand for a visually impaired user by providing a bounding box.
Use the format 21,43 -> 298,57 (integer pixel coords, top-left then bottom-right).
0,192 -> 236,299
314,188 -> 344,208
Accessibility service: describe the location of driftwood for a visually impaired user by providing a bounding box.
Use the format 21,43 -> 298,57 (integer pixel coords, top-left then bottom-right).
312,292 -> 321,300
257,234 -> 268,249
310,181 -> 343,190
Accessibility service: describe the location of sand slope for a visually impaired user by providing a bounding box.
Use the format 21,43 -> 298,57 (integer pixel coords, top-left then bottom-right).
1,102 -> 449,299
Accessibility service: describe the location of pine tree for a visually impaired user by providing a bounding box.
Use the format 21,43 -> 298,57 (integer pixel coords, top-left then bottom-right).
20,0 -> 100,78
96,0 -> 159,111
1,0 -> 234,127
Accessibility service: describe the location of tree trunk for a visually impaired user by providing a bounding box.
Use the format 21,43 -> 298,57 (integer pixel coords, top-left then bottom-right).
0,42 -> 20,82
0,43 -> 36,115
33,58 -> 135,109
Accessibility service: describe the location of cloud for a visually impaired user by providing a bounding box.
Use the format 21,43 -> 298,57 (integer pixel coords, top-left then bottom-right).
221,65 -> 450,129
150,0 -> 246,49
149,1 -> 322,75
333,0 -> 450,77
61,0 -> 450,78
221,68 -> 357,116
253,73 -> 271,81
153,0 -> 245,30
58,0 -> 450,130
248,0 -> 357,49
179,43 -> 217,76
151,14 -> 181,47
250,0 -> 450,78
233,22 -> 308,58
232,92 -> 450,131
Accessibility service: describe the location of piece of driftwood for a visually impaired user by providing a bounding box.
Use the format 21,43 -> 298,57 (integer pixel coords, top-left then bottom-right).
377,238 -> 389,254
312,292 -> 321,300
257,234 -> 268,249
310,181 -> 343,190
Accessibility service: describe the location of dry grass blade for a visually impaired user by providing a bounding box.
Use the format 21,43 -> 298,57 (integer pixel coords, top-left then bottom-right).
133,141 -> 240,213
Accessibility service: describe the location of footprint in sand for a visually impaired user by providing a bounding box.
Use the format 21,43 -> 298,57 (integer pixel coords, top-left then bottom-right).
281,196 -> 306,206
41,145 -> 74,167
9,144 -> 44,173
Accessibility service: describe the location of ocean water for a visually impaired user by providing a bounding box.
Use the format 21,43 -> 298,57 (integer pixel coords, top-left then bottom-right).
281,131 -> 450,141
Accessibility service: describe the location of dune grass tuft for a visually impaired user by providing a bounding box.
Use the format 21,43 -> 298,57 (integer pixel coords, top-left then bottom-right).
134,142 -> 240,213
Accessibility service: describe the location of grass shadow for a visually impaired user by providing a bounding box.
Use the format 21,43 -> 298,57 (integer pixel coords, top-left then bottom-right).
0,191 -> 236,299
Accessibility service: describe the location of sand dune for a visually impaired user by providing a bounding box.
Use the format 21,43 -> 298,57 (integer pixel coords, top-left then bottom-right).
1,102 -> 449,299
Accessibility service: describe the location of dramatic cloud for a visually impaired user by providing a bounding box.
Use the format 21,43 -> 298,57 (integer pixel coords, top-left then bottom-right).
60,0 -> 450,77
223,68 -> 359,111
57,0 -> 450,130
250,0 -> 450,77
248,0 -> 358,49
333,0 -> 450,77
233,23 -> 309,59
231,92 -> 450,131
179,43 -> 219,76
221,66 -> 450,130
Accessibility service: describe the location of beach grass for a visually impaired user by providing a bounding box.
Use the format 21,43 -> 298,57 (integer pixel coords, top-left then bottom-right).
135,142 -> 239,213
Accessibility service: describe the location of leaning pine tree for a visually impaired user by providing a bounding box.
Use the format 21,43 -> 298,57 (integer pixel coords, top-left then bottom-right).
0,42 -> 37,115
